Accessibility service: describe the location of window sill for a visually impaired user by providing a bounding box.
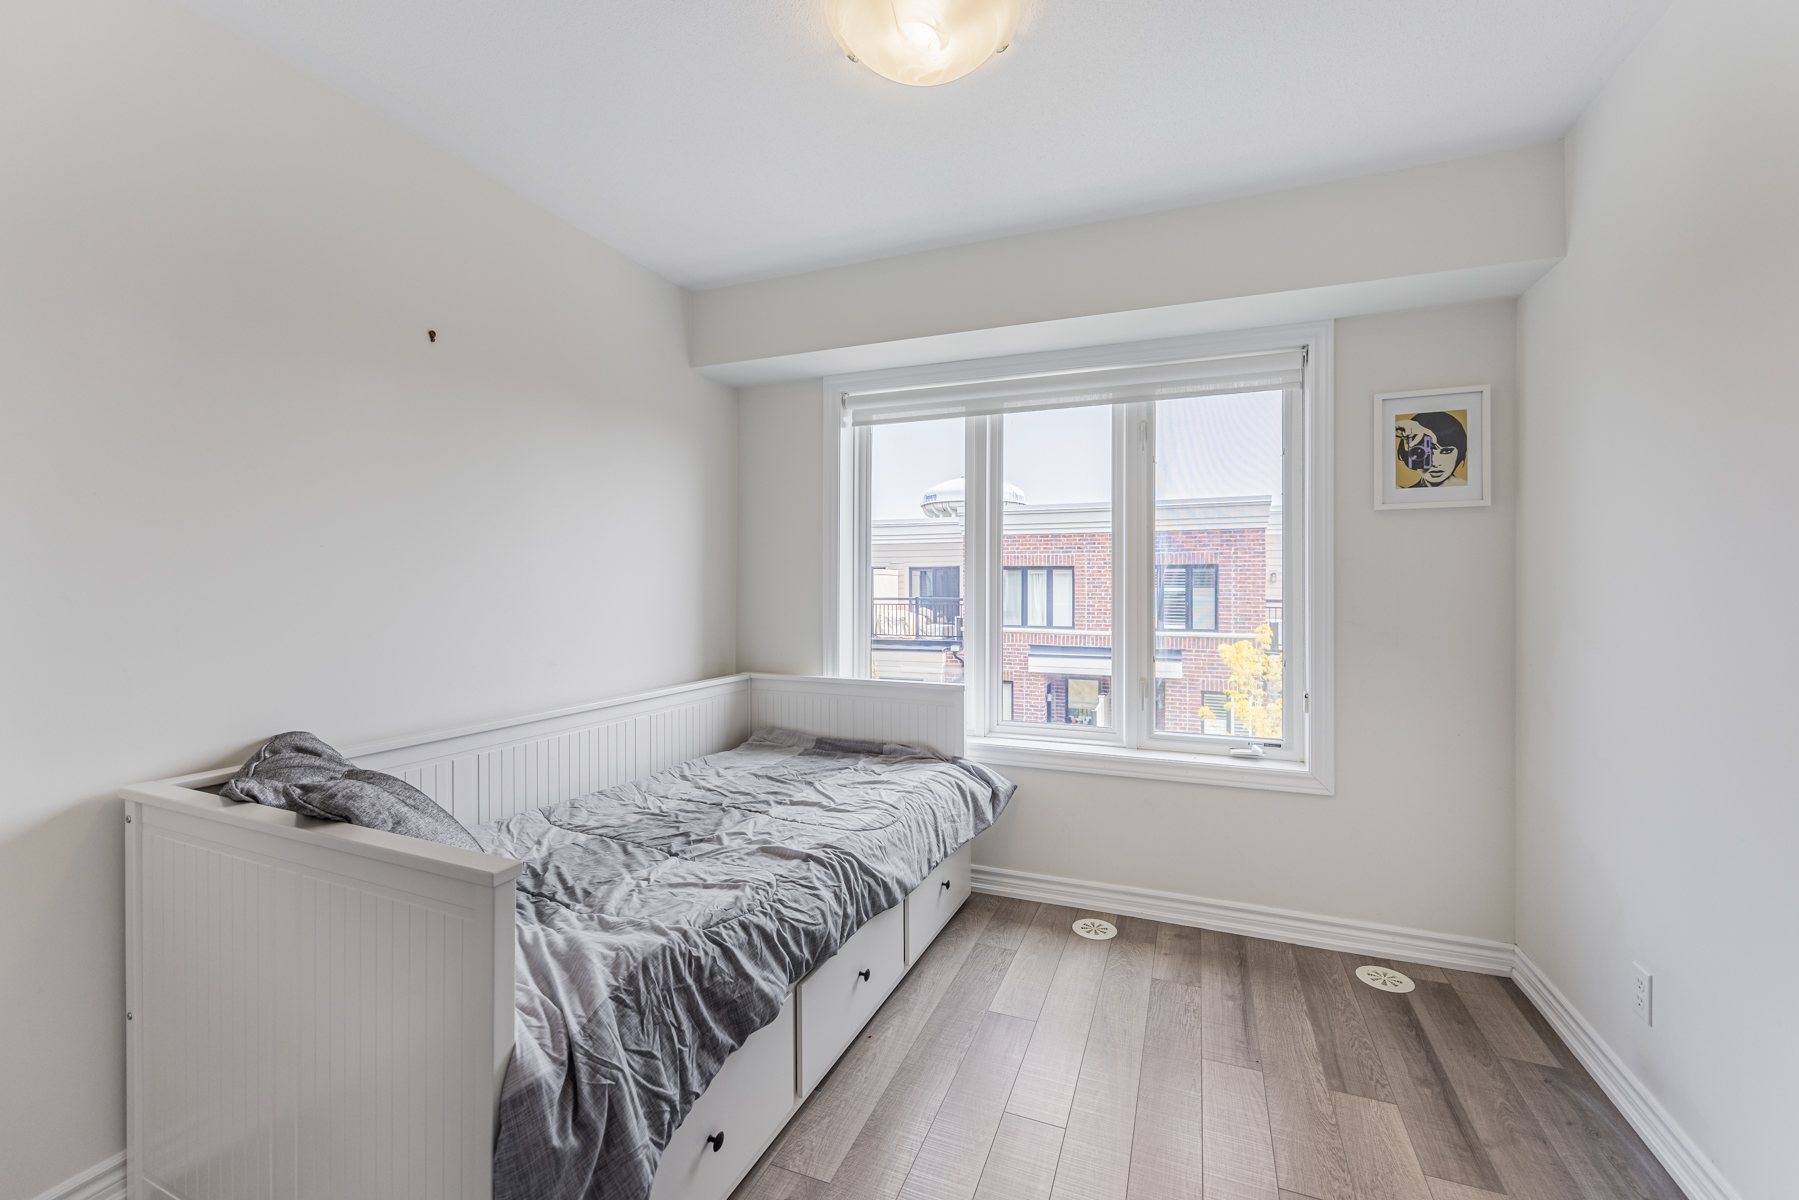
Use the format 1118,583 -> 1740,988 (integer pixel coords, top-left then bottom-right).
965,734 -> 1332,795
999,627 -> 1255,637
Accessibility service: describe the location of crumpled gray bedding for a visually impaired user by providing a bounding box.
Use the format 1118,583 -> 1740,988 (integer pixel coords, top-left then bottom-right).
221,730 -> 481,851
474,728 -> 1015,1200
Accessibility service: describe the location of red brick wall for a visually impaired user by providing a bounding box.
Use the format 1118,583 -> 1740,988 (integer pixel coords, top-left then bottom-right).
1153,528 -> 1268,637
998,527 -> 1272,733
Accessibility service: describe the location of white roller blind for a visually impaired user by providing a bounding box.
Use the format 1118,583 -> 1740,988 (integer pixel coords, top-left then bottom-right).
844,348 -> 1304,426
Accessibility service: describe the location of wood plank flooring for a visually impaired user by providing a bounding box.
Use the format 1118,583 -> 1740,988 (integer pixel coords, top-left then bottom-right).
735,896 -> 1683,1200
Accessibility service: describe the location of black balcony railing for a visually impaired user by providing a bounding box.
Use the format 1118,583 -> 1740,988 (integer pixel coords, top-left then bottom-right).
873,597 -> 963,643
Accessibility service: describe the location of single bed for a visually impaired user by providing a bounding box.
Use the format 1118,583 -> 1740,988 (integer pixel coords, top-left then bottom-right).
122,674 -> 999,1200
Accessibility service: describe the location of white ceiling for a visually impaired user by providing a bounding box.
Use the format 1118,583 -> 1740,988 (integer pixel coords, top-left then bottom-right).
184,0 -> 1670,289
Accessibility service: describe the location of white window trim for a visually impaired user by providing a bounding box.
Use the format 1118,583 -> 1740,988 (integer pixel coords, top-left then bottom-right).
822,322 -> 1334,796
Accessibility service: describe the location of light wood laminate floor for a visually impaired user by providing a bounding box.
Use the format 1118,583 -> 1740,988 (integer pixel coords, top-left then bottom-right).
732,894 -> 1682,1200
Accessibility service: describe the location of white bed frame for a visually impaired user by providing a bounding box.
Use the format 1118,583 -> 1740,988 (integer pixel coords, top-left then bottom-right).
122,673 -> 970,1200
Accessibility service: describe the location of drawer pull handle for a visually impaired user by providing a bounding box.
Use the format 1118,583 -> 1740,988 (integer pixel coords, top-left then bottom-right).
858,968 -> 872,981
941,880 -> 952,890
707,1132 -> 725,1153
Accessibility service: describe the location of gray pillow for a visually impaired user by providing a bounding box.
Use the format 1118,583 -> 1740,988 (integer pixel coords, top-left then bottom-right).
221,731 -> 482,853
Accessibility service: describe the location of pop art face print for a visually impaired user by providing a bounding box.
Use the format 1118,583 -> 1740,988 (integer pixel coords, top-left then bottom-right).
1393,409 -> 1468,489
1375,388 -> 1489,510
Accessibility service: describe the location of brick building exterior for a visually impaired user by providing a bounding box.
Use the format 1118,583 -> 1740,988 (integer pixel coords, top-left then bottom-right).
870,485 -> 1280,736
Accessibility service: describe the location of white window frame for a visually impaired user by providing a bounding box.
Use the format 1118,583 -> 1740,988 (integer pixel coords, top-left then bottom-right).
822,322 -> 1334,795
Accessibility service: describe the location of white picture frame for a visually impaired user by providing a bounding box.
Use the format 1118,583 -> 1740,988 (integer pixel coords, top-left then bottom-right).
1374,385 -> 1490,510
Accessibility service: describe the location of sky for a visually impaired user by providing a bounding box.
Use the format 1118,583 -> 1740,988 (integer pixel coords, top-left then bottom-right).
869,392 -> 1283,520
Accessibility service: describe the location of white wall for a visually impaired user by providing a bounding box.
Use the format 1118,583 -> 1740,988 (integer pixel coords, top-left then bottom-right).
1516,0 -> 1798,1195
0,2 -> 734,1195
739,301 -> 1518,941
738,379 -> 827,678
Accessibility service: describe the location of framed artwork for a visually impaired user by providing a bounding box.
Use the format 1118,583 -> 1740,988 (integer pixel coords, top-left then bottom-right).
1374,385 -> 1490,510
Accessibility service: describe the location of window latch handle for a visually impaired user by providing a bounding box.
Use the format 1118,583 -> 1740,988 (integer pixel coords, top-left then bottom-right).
1228,744 -> 1265,760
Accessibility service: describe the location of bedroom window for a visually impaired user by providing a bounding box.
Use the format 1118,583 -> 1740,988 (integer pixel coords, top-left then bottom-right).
825,324 -> 1334,794
866,418 -> 965,684
997,403 -> 1112,726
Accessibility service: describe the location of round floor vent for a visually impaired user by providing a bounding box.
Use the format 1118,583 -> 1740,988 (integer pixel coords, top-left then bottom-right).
1354,965 -> 1415,993
1073,919 -> 1117,940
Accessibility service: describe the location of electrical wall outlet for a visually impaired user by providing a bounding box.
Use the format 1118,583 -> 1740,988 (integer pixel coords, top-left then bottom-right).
1632,963 -> 1653,1026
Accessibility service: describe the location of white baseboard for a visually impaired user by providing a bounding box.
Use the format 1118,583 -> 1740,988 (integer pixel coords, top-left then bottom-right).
29,1153 -> 125,1200
970,863 -> 1516,974
970,863 -> 1740,1200
1512,952 -> 1743,1200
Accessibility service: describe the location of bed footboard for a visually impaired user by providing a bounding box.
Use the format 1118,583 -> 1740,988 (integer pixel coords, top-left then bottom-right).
123,782 -> 519,1200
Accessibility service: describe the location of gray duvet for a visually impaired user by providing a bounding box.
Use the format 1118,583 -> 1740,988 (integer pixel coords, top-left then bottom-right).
472,728 -> 1014,1200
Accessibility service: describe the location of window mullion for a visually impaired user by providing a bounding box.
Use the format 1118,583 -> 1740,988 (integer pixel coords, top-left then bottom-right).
965,415 -> 1000,737
850,424 -> 873,679
1117,402 -> 1151,749
1280,382 -> 1307,760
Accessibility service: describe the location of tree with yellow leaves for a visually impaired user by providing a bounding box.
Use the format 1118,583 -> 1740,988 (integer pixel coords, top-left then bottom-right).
1207,623 -> 1283,738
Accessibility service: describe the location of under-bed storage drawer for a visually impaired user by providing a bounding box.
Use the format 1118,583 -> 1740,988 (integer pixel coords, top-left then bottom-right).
798,901 -> 905,1095
904,842 -> 971,963
650,992 -> 797,1200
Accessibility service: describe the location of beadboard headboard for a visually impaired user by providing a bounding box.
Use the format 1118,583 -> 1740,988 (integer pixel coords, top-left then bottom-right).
347,673 -> 965,829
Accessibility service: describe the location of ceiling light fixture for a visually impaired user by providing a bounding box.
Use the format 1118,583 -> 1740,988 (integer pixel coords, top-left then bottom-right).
825,0 -> 1019,87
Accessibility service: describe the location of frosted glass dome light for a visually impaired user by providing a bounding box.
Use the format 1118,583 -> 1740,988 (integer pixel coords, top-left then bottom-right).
826,0 -> 1020,87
